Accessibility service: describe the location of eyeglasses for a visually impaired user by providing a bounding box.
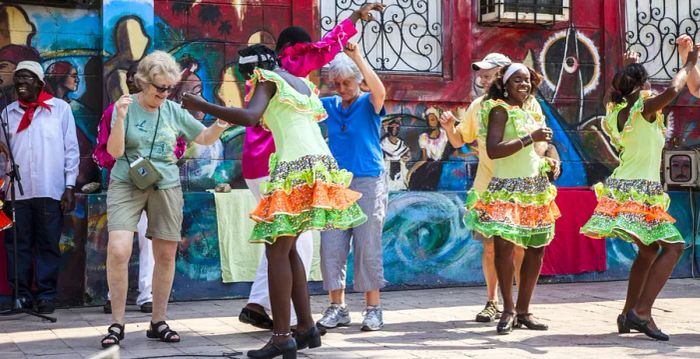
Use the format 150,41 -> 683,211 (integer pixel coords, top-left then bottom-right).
68,73 -> 78,79
150,83 -> 175,93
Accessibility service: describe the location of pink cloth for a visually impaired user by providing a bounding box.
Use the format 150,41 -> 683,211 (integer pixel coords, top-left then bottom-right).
541,187 -> 607,275
241,19 -> 357,179
92,103 -> 187,173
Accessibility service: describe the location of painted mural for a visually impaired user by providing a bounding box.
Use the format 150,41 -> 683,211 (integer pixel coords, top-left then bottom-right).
1,1 -> 700,306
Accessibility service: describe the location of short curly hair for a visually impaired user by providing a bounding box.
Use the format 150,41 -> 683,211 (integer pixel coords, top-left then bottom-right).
133,50 -> 181,90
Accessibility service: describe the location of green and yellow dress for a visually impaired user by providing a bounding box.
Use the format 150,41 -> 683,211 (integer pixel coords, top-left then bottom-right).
464,99 -> 560,247
246,68 -> 367,244
580,92 -> 683,244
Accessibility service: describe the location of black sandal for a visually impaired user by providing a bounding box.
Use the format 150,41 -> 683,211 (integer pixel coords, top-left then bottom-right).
496,311 -> 515,335
146,321 -> 181,343
101,323 -> 124,348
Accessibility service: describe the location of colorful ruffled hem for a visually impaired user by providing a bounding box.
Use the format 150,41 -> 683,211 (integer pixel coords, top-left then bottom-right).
464,176 -> 560,248
249,154 -> 367,244
580,178 -> 682,245
250,204 -> 367,244
0,179 -> 12,231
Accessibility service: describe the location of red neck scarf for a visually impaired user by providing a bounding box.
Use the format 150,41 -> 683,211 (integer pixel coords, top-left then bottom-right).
16,90 -> 53,133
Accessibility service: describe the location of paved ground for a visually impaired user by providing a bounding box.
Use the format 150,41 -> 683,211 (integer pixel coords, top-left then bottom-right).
1,279 -> 700,359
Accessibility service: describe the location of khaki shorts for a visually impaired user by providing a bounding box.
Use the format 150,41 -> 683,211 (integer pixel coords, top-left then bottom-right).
107,180 -> 184,241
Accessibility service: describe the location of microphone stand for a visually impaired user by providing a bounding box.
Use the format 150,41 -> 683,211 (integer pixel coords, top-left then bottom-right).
0,86 -> 56,322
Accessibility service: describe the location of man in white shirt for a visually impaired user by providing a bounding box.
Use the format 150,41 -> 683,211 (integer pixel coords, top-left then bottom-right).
0,61 -> 79,314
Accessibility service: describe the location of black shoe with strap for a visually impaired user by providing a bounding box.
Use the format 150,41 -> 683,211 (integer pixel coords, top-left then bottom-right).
514,313 -> 548,330
294,325 -> 321,350
626,310 -> 669,341
496,311 -> 515,335
101,323 -> 124,348
147,321 -> 181,342
247,335 -> 296,359
617,314 -> 630,334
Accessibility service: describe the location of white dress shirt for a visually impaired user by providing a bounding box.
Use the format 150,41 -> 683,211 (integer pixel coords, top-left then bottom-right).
0,97 -> 79,201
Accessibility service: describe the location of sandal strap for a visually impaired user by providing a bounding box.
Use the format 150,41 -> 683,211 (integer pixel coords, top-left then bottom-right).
107,323 -> 124,338
151,321 -> 179,340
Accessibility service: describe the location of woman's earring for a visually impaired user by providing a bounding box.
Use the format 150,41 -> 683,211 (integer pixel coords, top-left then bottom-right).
504,90 -> 509,98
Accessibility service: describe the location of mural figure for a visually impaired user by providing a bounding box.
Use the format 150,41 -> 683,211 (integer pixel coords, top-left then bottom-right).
408,107 -> 448,191
44,61 -> 79,102
103,16 -> 150,105
381,117 -> 410,190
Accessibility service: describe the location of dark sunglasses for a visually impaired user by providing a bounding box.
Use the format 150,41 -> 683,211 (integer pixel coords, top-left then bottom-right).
150,83 -> 175,93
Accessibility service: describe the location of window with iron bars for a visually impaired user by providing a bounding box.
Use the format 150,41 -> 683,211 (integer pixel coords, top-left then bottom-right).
320,0 -> 443,75
478,0 -> 569,26
625,0 -> 700,82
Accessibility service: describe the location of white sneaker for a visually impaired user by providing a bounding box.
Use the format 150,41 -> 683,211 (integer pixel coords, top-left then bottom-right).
316,304 -> 351,329
361,306 -> 383,331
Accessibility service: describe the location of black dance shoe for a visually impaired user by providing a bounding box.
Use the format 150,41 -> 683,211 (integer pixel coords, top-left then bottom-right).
247,337 -> 296,359
294,325 -> 321,350
617,314 -> 630,334
514,313 -> 548,330
497,312 -> 515,335
626,310 -> 669,341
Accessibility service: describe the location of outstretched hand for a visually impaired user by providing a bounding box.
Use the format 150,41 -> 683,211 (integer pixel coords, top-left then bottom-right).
439,111 -> 457,129
181,92 -> 206,112
622,51 -> 640,66
687,44 -> 700,66
354,3 -> 386,22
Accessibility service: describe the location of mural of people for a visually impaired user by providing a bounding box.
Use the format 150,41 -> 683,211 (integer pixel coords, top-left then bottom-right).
44,61 -> 79,102
381,118 -> 410,190
408,107 -> 449,190
103,16 -> 150,105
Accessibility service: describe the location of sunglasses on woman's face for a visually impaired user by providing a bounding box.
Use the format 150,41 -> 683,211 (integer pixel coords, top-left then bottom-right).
150,83 -> 175,93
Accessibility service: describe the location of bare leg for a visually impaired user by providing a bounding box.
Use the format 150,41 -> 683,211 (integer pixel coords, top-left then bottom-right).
494,237 -> 515,316
364,290 -> 380,307
515,246 -> 545,315
106,230 -> 134,325
513,245 -> 525,289
622,238 -> 659,315
329,289 -> 345,305
482,239 -> 499,302
634,241 -> 684,322
289,239 -> 314,332
266,236 -> 296,344
150,238 -> 179,330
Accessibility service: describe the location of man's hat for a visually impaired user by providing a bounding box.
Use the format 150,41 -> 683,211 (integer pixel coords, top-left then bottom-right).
472,53 -> 511,71
14,61 -> 45,83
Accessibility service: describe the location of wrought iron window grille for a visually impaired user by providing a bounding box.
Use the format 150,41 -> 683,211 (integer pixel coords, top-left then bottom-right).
624,0 -> 700,82
320,0 -> 443,74
478,0 -> 570,27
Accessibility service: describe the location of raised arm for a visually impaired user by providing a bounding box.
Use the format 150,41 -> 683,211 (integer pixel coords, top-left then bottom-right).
280,3 -> 385,76
182,80 -> 276,128
677,35 -> 700,98
106,94 -> 131,159
344,43 -> 385,113
486,106 -> 552,159
439,111 -> 466,148
642,44 -> 699,119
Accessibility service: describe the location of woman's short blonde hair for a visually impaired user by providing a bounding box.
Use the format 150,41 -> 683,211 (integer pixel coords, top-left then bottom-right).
134,50 -> 181,89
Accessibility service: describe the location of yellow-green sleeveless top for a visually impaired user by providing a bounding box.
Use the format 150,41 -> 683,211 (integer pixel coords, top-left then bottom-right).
478,99 -> 548,178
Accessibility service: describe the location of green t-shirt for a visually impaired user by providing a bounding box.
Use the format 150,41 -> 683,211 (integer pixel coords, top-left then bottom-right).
111,96 -> 205,189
